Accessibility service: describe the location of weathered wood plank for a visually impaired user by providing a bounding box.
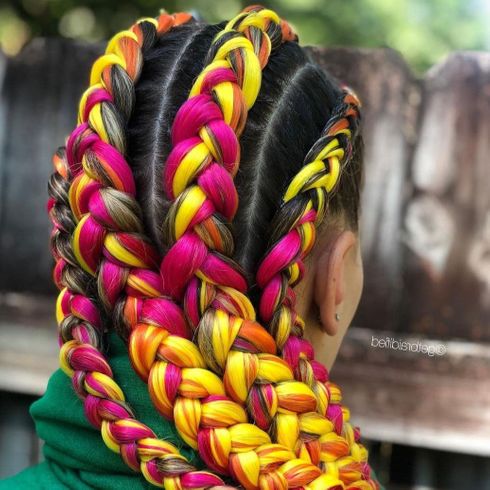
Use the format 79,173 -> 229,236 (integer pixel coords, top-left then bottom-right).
0,293 -> 57,395
402,52 -> 490,342
332,326 -> 490,457
0,391 -> 39,478
0,49 -> 8,237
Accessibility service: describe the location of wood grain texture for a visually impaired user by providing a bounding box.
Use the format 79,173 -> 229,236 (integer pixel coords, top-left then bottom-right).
333,326 -> 490,457
402,52 -> 490,342
0,293 -> 57,395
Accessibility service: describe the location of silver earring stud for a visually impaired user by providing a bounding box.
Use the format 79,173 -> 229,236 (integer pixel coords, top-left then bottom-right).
335,313 -> 340,322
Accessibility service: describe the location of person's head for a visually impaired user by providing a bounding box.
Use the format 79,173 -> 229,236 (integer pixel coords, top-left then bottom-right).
49,8 -> 374,488
126,20 -> 364,369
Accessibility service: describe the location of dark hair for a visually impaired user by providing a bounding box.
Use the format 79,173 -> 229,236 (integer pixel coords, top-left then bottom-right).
127,21 -> 362,278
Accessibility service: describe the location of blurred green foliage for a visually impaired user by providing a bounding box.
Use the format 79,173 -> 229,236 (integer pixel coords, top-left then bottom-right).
1,0 -> 489,72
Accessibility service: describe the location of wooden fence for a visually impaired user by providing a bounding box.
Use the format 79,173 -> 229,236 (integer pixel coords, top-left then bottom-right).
0,38 -> 489,488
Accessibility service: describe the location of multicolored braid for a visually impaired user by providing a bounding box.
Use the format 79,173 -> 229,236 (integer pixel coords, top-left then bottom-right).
257,89 -> 361,354
60,5 -> 369,488
139,7 -> 376,490
254,89 -> 380,487
48,13 -> 243,489
147,4 -> 350,457
48,5 -> 379,489
56,6 -> 353,489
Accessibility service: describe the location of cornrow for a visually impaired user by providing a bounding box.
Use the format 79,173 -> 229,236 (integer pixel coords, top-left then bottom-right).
257,90 -> 361,370
255,90 -> 380,487
48,13 -> 240,489
109,5 -> 378,488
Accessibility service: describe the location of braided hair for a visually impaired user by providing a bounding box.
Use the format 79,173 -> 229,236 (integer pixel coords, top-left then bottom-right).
48,5 -> 376,490
49,12 -> 234,489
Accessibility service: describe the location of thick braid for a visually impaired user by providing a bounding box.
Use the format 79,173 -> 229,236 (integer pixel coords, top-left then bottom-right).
108,7 -> 345,487
47,14 -> 241,489
255,90 -> 379,488
152,6 -> 378,488
156,3 -> 331,451
61,7 -> 342,489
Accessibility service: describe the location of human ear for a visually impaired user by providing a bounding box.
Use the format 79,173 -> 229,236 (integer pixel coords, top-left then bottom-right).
314,230 -> 358,335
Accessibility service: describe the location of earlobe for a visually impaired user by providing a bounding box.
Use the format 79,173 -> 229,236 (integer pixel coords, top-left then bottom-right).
314,231 -> 357,335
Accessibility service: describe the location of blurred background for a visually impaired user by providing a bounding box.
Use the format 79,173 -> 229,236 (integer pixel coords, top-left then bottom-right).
2,0 -> 490,70
0,1 -> 489,489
